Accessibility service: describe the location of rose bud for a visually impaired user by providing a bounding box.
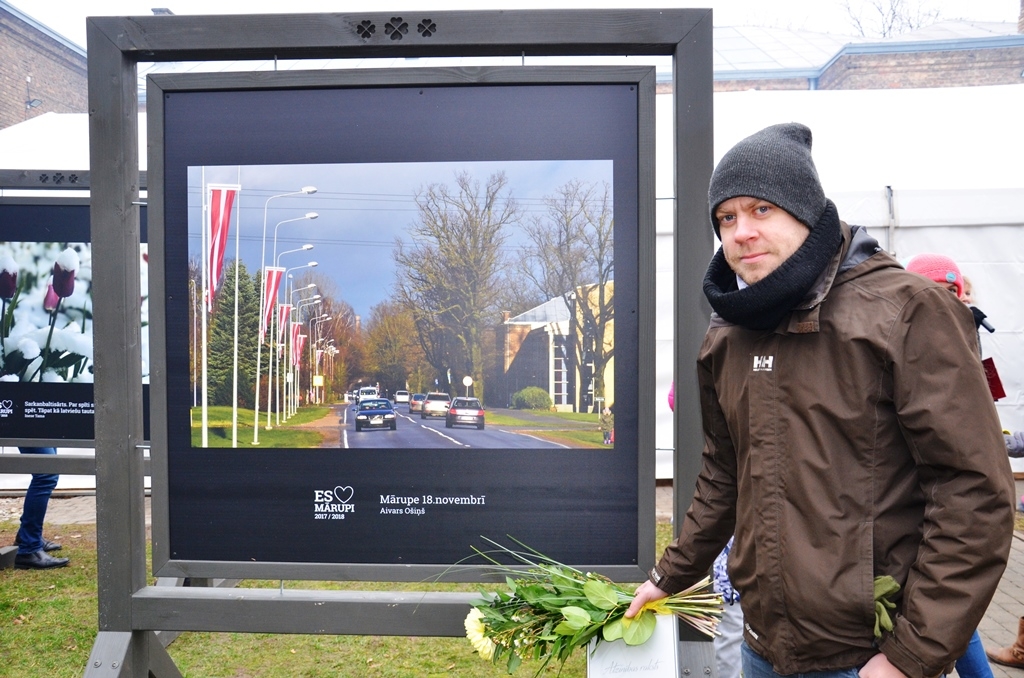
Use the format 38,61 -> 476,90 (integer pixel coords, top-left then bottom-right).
0,255 -> 17,300
43,284 -> 59,312
52,248 -> 80,298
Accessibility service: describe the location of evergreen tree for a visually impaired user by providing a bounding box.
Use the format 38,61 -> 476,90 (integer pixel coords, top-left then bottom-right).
207,260 -> 260,408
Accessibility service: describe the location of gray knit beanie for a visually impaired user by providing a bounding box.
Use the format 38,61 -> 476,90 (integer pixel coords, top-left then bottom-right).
708,123 -> 827,237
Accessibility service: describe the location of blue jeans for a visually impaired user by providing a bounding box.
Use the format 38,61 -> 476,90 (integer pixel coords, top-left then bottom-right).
16,447 -> 58,554
742,642 -> 859,678
955,630 -> 993,678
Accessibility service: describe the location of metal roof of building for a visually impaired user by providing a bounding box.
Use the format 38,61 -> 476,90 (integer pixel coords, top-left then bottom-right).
506,296 -> 570,326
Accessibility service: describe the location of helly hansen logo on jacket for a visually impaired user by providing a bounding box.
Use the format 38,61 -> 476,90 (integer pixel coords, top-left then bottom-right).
753,356 -> 774,372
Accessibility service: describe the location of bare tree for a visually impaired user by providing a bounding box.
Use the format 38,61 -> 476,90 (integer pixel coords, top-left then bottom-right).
521,180 -> 614,413
394,171 -> 520,404
364,300 -> 429,396
842,0 -> 941,37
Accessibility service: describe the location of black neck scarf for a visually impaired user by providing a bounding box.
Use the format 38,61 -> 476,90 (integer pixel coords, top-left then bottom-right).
702,200 -> 842,331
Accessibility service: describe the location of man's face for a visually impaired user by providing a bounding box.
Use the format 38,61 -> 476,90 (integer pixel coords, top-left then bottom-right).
716,196 -> 811,285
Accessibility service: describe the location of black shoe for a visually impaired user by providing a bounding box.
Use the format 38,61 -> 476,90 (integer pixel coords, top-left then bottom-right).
14,535 -> 62,552
14,550 -> 70,570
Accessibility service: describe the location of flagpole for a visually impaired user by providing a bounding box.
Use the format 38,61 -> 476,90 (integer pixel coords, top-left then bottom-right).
251,187 -> 316,444
201,168 -> 209,447
231,169 -> 241,448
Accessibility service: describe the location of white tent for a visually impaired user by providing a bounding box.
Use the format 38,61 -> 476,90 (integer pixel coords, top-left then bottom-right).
654,84 -> 1024,477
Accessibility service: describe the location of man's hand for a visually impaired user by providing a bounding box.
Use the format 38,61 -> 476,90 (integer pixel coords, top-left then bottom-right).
625,580 -> 669,618
859,653 -> 909,678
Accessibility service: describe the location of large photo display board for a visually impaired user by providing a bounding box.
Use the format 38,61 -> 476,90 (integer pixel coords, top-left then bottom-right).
0,202 -> 150,441
155,67 -> 652,576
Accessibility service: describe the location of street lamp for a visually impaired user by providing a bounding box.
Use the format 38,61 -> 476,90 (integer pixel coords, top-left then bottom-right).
264,247 -> 314,428
275,243 -> 313,267
311,315 -> 332,403
275,274 -> 317,424
292,296 -> 322,415
272,213 -> 318,280
252,189 -> 316,445
275,281 -> 316,424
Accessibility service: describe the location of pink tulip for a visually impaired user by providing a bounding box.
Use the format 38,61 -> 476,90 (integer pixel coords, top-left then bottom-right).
43,284 -> 59,312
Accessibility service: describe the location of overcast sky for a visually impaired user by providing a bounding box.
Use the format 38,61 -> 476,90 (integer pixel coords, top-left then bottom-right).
10,0 -> 1022,48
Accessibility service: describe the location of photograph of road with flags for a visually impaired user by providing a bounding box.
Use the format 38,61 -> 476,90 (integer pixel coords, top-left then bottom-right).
186,160 -> 616,451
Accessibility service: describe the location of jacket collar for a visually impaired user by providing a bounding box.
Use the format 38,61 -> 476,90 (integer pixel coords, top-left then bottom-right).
783,222 -> 884,334
707,221 -> 886,332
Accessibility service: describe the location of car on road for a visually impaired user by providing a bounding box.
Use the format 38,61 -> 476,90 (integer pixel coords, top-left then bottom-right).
446,397 -> 485,429
421,392 -> 452,419
394,390 -> 410,404
354,398 -> 397,431
357,386 -> 379,403
409,393 -> 426,414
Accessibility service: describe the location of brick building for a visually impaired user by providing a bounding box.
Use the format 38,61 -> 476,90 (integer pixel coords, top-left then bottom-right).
707,4 -> 1024,93
0,0 -> 87,131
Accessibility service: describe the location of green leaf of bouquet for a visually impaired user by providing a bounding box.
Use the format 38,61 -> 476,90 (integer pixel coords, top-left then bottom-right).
506,651 -> 521,673
561,606 -> 591,629
583,580 -> 619,610
505,576 -> 517,594
574,625 -> 603,648
622,610 -> 657,646
477,606 -> 506,623
554,620 -> 578,636
603,617 -> 625,641
516,583 -> 549,605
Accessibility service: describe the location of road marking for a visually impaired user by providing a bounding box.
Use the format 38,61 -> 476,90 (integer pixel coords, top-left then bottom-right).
499,430 -> 570,448
419,426 -> 468,446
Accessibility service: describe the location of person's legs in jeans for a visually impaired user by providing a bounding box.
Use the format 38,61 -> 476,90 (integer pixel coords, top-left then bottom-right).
741,642 -> 860,678
956,630 -> 994,678
16,447 -> 58,554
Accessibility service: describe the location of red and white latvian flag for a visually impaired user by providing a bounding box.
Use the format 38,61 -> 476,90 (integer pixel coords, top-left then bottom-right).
277,304 -> 292,344
206,184 -> 241,311
296,334 -> 308,368
260,267 -> 285,341
290,322 -> 302,366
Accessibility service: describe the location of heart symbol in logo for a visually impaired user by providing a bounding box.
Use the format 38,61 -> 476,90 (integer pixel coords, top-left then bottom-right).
333,486 -> 354,504
1,400 -> 12,409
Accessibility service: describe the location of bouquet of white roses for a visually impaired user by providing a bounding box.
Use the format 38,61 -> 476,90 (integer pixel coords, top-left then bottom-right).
463,538 -> 722,676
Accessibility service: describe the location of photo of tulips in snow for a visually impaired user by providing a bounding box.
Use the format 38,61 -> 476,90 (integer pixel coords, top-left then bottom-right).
0,241 -> 150,385
0,237 -> 151,439
0,242 -> 93,383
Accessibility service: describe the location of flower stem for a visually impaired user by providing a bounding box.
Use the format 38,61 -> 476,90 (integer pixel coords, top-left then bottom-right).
30,299 -> 62,382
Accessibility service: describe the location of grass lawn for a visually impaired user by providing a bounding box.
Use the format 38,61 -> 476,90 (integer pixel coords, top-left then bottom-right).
483,409 -> 605,447
191,405 -> 330,447
0,521 -> 674,676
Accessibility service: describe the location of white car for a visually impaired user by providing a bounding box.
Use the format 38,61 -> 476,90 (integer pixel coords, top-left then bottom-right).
394,390 -> 410,404
357,386 -> 379,402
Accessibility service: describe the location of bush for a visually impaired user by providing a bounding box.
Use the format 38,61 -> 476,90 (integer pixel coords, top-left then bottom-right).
512,386 -> 552,411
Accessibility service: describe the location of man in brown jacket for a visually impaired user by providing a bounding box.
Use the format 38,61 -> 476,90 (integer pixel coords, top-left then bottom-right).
627,123 -> 1014,678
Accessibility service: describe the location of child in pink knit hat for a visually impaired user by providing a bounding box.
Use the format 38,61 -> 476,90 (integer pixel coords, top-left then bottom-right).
905,253 -> 964,299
